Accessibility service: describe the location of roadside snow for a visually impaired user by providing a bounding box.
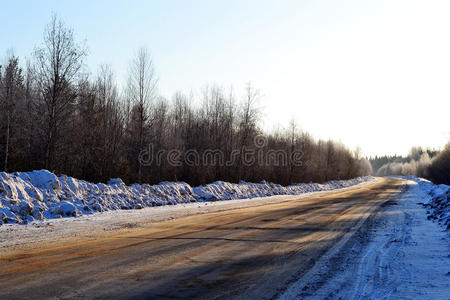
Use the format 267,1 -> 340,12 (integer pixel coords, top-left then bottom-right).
0,170 -> 373,225
409,177 -> 450,230
0,178 -> 377,253
278,178 -> 450,300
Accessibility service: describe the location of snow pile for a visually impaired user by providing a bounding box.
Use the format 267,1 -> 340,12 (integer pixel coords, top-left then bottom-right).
0,170 -> 373,225
193,177 -> 371,201
408,177 -> 450,230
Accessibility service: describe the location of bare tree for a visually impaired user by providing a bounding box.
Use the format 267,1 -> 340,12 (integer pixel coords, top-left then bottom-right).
33,14 -> 86,170
237,83 -> 260,179
287,118 -> 298,183
96,64 -> 123,180
0,53 -> 24,171
126,47 -> 157,183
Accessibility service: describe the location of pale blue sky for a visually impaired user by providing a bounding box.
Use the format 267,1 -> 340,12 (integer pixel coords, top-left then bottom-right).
1,0 -> 449,156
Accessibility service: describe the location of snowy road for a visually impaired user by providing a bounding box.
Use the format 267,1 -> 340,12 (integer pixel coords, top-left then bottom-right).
279,179 -> 450,299
0,177 -> 448,299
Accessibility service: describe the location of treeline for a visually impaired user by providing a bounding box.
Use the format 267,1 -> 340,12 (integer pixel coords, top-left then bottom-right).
371,145 -> 450,185
427,145 -> 450,185
370,147 -> 439,175
0,15 -> 372,186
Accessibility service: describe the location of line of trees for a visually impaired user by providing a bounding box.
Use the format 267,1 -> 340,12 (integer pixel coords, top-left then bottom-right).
427,144 -> 450,185
370,147 -> 439,176
370,145 -> 450,185
0,15 -> 372,186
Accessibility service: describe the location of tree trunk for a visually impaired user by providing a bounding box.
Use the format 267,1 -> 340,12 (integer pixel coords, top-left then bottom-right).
4,114 -> 10,172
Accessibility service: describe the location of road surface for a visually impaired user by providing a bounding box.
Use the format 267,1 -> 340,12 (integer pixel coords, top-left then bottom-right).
0,177 -> 407,299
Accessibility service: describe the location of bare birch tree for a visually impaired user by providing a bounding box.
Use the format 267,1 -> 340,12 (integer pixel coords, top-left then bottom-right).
127,47 -> 157,183
34,14 -> 86,170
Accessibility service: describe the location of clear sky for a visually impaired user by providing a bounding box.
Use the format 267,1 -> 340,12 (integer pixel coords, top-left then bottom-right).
1,0 -> 449,157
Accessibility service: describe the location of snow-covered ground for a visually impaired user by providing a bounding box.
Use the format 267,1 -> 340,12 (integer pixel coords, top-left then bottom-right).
411,177 -> 450,230
278,177 -> 450,299
0,170 -> 373,225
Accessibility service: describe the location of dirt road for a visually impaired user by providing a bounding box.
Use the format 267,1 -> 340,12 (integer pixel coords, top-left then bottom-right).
0,177 -> 406,299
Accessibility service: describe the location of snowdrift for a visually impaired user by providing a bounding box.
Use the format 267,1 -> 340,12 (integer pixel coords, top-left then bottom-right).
0,170 -> 373,225
413,178 -> 450,230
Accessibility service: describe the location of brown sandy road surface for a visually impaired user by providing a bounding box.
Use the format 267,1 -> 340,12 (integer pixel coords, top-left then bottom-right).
0,177 -> 407,299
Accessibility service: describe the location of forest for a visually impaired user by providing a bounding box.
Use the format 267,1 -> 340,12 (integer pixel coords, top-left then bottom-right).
0,16 -> 373,186
371,145 -> 450,185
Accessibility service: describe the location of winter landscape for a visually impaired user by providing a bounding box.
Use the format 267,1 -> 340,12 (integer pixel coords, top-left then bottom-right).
1,1 -> 449,299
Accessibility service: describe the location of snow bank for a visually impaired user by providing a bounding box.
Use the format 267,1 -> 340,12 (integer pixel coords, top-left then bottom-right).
0,170 -> 373,225
407,177 -> 450,230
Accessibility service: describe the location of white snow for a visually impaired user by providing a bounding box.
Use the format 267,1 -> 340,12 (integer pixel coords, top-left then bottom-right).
0,170 -> 374,225
409,177 -> 450,230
